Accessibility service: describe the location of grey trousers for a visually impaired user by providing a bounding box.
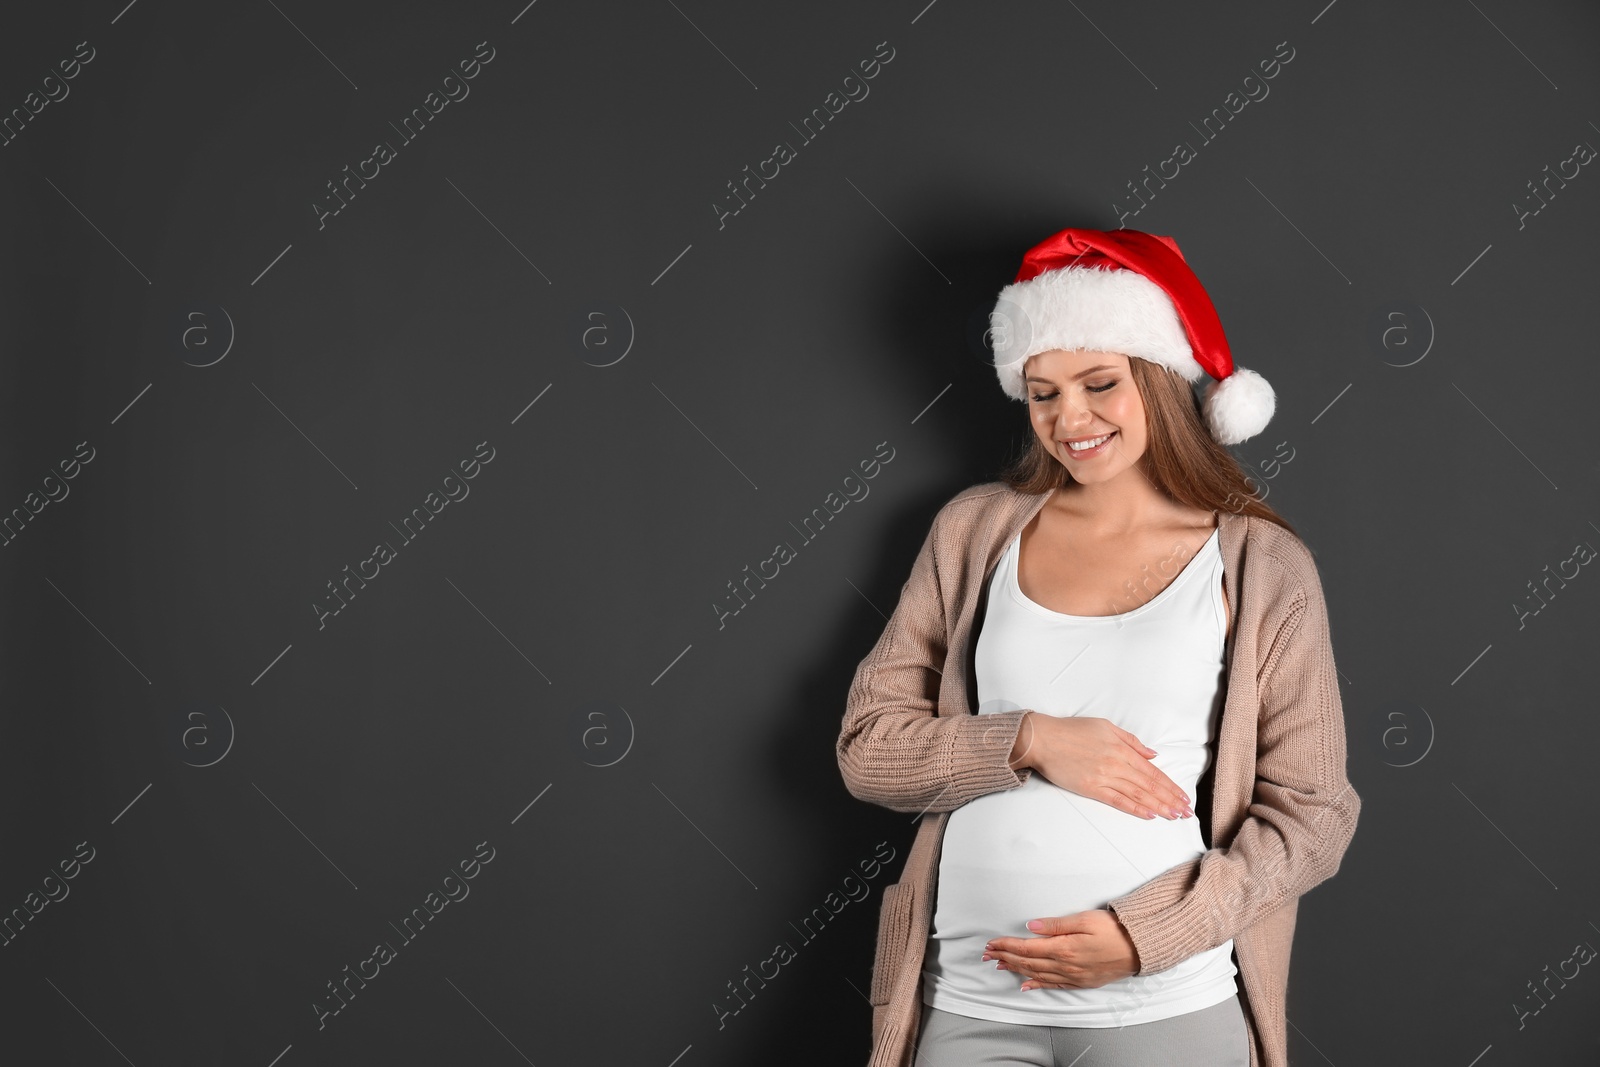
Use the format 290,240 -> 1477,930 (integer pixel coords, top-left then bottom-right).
914,995 -> 1250,1067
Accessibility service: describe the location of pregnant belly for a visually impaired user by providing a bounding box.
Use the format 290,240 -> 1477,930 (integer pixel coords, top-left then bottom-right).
933,775 -> 1207,940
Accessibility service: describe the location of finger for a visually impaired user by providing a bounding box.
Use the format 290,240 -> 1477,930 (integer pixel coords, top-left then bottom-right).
988,948 -> 1049,975
985,953 -> 1024,979
1023,979 -> 1080,991
1114,725 -> 1158,758
1102,766 -> 1180,819
985,946 -> 1034,966
997,957 -> 1052,981
1083,764 -> 1160,820
1095,784 -> 1162,820
1123,751 -> 1192,811
1103,741 -> 1189,816
1120,762 -> 1192,817
1147,767 -> 1194,812
1015,966 -> 1077,990
1084,762 -> 1184,819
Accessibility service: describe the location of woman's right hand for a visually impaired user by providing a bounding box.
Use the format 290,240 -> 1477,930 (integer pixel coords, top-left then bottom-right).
1008,712 -> 1194,821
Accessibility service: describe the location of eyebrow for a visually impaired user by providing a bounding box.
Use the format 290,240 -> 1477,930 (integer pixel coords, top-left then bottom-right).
1025,364 -> 1118,384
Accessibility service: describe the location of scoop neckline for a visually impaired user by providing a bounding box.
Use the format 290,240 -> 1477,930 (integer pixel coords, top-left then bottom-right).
1008,525 -> 1219,624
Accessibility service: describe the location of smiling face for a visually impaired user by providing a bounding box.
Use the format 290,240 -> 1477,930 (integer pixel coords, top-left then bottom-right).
1022,348 -> 1149,484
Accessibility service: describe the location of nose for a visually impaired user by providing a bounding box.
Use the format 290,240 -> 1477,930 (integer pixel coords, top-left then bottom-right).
1058,397 -> 1094,431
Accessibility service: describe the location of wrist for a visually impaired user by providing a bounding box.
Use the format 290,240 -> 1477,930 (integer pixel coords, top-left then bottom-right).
1007,711 -> 1034,771
1106,907 -> 1142,973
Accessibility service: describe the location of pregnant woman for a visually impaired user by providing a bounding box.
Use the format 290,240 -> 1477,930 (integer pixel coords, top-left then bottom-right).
837,228 -> 1360,1067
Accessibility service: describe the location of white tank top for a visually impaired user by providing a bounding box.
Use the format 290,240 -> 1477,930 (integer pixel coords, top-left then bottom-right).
922,522 -> 1239,1026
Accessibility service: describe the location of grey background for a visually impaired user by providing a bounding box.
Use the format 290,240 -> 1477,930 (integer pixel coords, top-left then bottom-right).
2,0 -> 1597,1064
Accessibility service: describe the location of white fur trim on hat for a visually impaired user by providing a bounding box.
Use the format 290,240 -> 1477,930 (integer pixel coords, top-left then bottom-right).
990,265 -> 1199,401
1203,365 -> 1276,445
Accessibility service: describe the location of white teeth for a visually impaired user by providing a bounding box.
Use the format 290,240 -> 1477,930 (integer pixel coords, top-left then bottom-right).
1067,433 -> 1112,451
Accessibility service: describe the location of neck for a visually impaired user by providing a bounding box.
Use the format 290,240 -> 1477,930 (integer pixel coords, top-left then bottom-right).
1051,464 -> 1199,535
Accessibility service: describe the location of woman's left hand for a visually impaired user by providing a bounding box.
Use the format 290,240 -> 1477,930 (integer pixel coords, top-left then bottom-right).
982,909 -> 1140,991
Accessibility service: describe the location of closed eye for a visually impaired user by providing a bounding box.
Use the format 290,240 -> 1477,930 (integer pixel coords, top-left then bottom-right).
1029,381 -> 1115,402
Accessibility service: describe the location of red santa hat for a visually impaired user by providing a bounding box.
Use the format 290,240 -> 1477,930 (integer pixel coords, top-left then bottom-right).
989,227 -> 1275,445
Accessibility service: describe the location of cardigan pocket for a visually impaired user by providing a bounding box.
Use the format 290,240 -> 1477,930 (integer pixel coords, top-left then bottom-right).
869,880 -> 916,1006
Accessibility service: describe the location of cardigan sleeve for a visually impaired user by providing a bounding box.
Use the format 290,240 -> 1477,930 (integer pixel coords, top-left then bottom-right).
1104,554 -> 1361,976
836,505 -> 1033,814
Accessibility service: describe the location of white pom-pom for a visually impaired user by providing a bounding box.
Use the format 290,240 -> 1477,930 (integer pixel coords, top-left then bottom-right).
1203,366 -> 1275,445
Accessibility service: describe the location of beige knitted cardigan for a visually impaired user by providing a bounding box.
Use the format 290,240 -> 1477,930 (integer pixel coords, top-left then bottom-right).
837,481 -> 1360,1067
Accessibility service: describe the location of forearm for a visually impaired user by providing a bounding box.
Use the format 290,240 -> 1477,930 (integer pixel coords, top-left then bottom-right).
1106,778 -> 1359,974
837,696 -> 1032,813
1105,585 -> 1361,975
837,503 -> 1036,812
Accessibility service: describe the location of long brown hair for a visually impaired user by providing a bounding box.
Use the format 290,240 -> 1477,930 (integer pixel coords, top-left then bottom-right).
997,355 -> 1298,537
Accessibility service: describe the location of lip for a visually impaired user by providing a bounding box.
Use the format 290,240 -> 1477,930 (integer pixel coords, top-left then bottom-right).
1059,431 -> 1116,459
